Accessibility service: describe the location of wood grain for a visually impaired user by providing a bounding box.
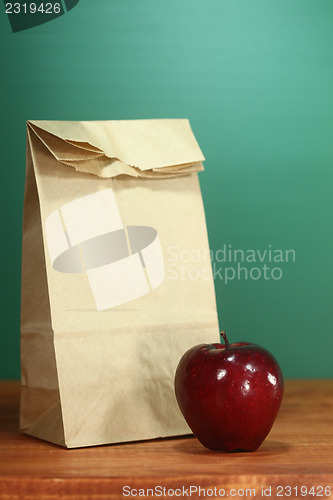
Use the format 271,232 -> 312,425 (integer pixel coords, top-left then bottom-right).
0,380 -> 332,499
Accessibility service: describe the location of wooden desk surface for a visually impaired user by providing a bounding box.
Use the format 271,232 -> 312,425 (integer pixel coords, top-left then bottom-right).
0,380 -> 333,499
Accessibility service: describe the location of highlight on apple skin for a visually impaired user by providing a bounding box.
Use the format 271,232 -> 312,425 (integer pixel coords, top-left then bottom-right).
174,332 -> 284,452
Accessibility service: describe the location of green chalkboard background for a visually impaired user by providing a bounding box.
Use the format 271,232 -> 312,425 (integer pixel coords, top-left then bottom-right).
0,0 -> 332,379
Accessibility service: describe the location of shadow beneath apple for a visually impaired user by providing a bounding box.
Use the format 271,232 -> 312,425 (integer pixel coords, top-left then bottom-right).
172,436 -> 292,456
257,439 -> 292,454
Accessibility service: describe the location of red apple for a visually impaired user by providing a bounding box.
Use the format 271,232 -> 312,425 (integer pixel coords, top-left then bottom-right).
175,331 -> 284,452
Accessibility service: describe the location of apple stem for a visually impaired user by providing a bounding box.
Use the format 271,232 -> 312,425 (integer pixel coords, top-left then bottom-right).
220,331 -> 230,349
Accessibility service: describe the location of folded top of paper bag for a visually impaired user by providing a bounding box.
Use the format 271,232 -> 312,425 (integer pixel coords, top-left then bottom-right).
27,119 -> 205,179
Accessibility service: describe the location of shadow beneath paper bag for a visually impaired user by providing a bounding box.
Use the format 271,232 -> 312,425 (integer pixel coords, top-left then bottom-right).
0,382 -> 20,434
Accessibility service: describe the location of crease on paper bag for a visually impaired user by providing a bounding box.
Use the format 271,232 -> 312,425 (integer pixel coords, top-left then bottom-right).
27,119 -> 205,179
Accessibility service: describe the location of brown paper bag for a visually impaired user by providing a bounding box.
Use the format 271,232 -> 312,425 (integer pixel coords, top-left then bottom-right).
20,119 -> 219,448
